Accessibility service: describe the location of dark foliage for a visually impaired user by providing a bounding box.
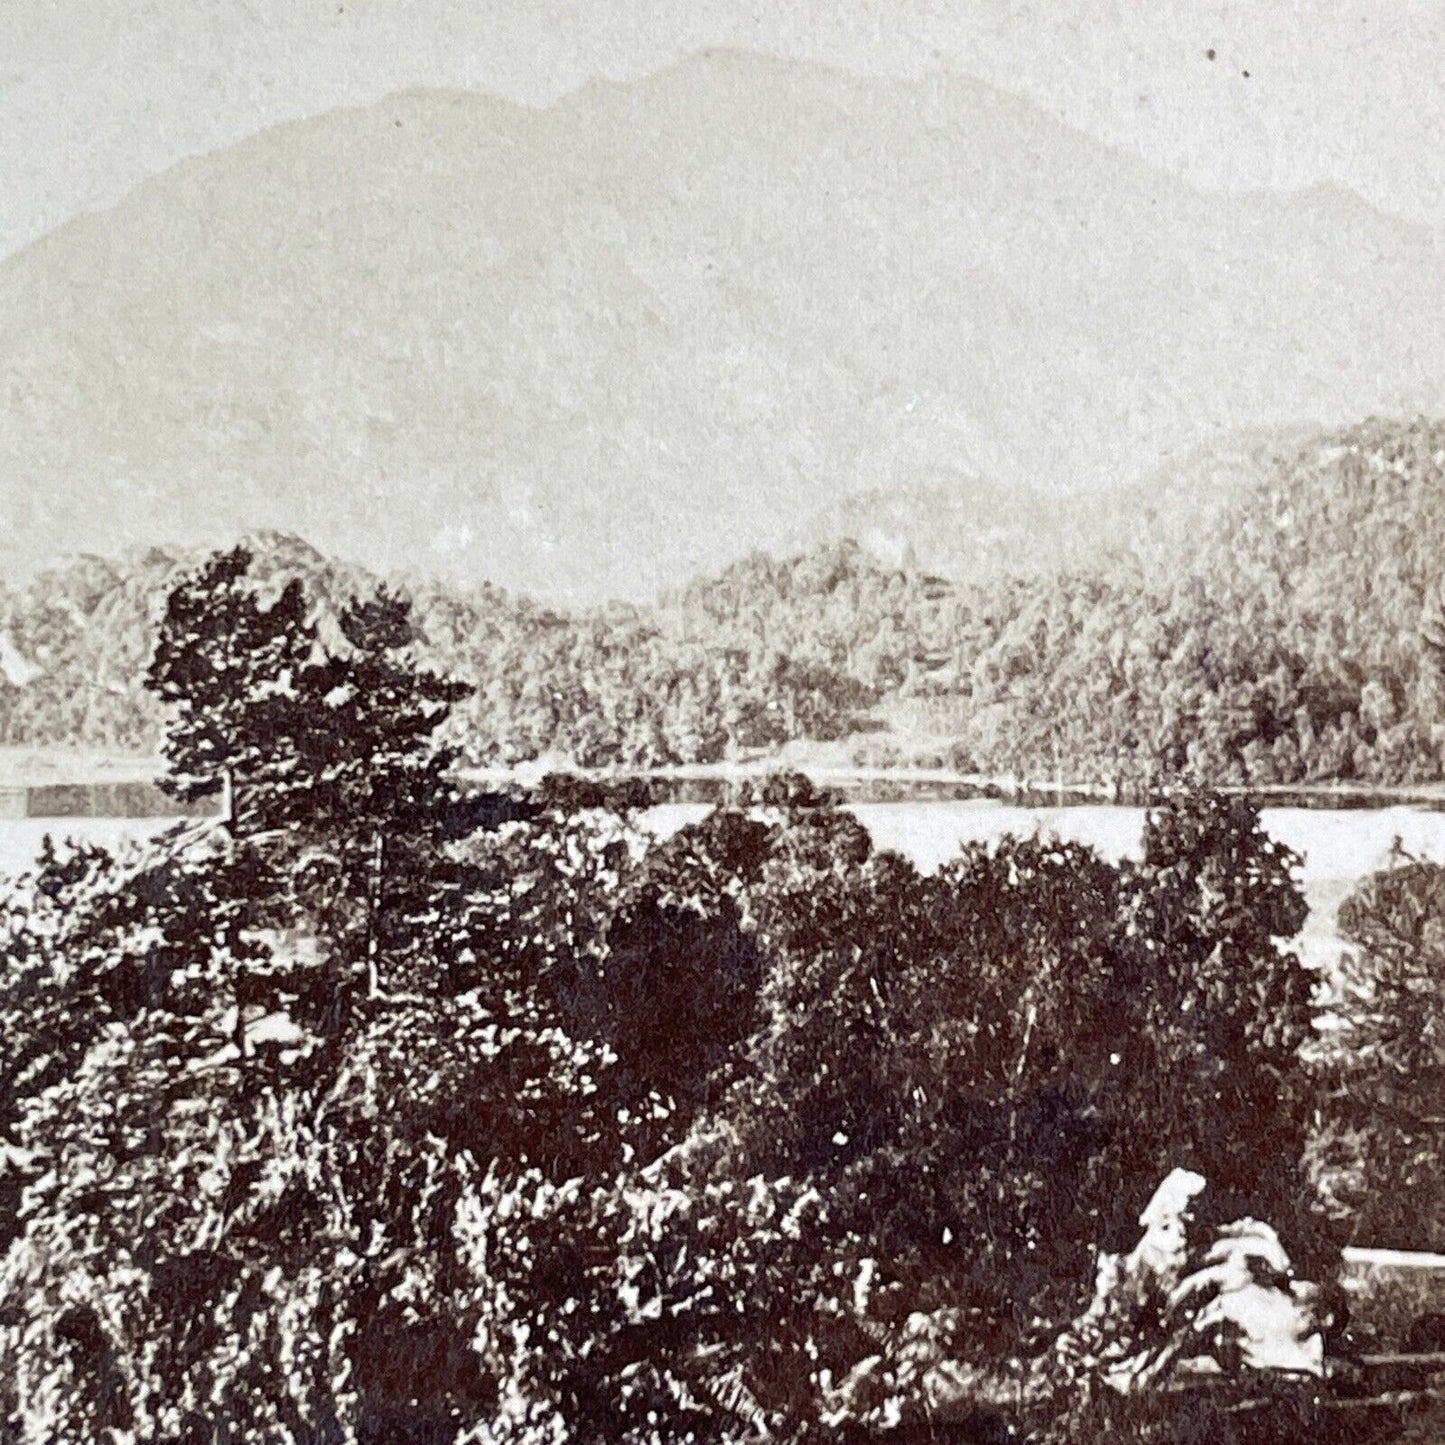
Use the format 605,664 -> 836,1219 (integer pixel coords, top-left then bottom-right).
0,551 -> 1338,1443
1310,855 -> 1445,1249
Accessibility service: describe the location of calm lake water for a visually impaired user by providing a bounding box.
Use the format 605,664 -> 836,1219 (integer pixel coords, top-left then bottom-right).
6,803 -> 1445,973
0,816 -> 180,883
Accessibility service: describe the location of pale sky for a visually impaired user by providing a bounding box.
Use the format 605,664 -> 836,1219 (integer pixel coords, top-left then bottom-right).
2,0 -> 1443,261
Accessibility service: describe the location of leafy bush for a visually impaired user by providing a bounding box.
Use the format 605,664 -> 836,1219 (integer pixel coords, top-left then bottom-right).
1311,856 -> 1445,1248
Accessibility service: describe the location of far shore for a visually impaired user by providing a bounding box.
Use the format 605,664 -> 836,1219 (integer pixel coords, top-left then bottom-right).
7,744 -> 1445,813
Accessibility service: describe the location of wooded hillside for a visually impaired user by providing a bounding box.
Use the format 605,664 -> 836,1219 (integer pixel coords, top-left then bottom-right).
3,415 -> 1443,786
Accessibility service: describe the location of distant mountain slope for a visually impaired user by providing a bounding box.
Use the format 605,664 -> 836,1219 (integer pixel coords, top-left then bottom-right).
786,427 -> 1301,580
920,415 -> 1445,787
1,52 -> 1442,603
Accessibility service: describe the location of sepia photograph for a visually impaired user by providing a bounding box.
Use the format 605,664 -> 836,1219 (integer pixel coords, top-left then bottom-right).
2,3 -> 1445,1440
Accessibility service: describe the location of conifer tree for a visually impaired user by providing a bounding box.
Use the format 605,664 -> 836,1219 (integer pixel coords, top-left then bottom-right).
145,545 -> 319,834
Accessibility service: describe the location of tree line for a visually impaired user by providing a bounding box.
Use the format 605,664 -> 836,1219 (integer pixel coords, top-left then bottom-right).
3,416 -> 1445,785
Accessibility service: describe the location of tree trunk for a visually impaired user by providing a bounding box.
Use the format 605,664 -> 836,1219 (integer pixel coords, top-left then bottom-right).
234,961 -> 248,1061
366,831 -> 385,999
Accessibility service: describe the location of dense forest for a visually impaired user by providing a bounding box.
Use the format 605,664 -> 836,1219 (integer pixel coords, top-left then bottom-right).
9,547 -> 1435,1443
4,415 -> 1445,787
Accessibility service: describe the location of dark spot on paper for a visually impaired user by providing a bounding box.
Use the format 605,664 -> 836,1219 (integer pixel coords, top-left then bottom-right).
1242,70 -> 1251,79
1206,49 -> 1216,61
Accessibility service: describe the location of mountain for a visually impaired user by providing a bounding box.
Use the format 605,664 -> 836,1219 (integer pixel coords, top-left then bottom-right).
1,52 -> 1443,602
786,427 -> 1303,580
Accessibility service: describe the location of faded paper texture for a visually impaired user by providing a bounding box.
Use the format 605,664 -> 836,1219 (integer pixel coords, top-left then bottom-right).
1,6 -> 1444,1443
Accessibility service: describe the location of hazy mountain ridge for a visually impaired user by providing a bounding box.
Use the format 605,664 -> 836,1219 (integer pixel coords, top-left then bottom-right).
788,426 -> 1300,580
2,52 -> 1441,602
